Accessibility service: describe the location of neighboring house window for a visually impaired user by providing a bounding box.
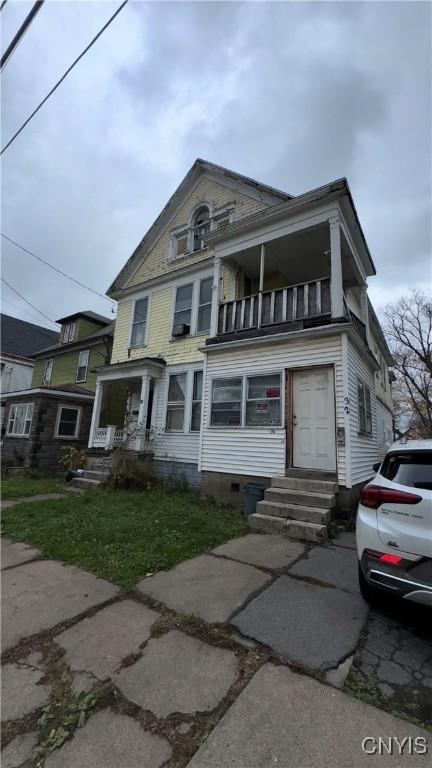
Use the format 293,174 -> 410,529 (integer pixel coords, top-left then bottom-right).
190,371 -> 203,431
76,350 -> 89,383
62,322 -> 76,344
173,283 -> 193,334
211,378 -> 242,426
7,403 -> 34,436
166,373 -> 187,431
246,374 -> 281,426
192,206 -> 210,252
42,359 -> 53,386
197,277 -> 213,333
358,380 -> 372,435
55,405 -> 81,439
130,297 -> 149,346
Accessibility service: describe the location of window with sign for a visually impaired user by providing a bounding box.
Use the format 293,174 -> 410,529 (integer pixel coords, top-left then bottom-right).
246,374 -> 281,426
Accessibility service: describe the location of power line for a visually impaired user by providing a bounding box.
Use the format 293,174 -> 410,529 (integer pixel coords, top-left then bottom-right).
0,1 -> 8,12
1,233 -> 116,308
1,277 -> 59,327
1,1 -> 45,71
1,295 -> 53,326
1,0 -> 128,155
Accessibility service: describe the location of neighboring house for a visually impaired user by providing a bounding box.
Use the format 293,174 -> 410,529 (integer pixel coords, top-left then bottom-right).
1,311 -> 116,471
0,313 -> 59,421
87,159 -> 393,522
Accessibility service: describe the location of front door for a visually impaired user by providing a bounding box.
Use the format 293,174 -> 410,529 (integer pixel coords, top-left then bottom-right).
292,367 -> 336,471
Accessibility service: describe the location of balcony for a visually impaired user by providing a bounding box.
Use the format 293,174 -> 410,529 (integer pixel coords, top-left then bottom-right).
215,277 -> 331,339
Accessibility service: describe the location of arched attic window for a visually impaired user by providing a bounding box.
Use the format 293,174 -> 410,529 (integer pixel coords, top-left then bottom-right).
192,205 -> 210,252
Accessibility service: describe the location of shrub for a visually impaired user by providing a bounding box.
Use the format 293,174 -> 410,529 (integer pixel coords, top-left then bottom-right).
105,452 -> 157,491
59,447 -> 87,471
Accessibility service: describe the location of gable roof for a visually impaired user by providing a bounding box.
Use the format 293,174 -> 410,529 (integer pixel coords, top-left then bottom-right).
32,321 -> 115,358
107,158 -> 292,294
1,313 -> 59,358
56,310 -> 112,326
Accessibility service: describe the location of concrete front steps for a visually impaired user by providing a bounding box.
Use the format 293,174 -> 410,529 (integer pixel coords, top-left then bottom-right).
69,454 -> 113,490
249,473 -> 338,543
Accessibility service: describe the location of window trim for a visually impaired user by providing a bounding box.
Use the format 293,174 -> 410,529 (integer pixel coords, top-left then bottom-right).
172,281 -> 194,337
209,372 -> 284,429
190,370 -> 203,432
129,294 -> 151,349
6,402 -> 34,438
42,359 -> 53,386
357,378 -> 373,436
62,321 -> 76,344
170,273 -> 213,340
165,371 -> 188,433
54,404 -> 82,440
76,349 -> 89,384
245,373 -> 282,427
196,276 -> 213,334
169,202 -> 233,262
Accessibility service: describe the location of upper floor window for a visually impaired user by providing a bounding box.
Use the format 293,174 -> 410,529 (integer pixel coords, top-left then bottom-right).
42,359 -> 53,386
62,321 -> 76,344
76,350 -> 89,383
173,283 -> 193,335
358,379 -> 372,436
192,206 -> 210,252
172,276 -> 213,338
197,277 -> 212,333
130,297 -> 149,347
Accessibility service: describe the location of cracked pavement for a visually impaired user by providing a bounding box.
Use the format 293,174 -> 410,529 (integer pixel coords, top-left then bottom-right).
1,532 -> 431,767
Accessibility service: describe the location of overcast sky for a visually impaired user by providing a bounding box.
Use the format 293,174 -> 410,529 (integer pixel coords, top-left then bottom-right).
1,0 -> 431,331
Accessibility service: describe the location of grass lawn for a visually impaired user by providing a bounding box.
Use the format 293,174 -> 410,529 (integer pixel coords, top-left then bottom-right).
2,475 -> 66,500
1,488 -> 248,587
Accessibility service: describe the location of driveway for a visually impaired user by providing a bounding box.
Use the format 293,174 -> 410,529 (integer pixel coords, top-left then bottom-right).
1,532 -> 431,767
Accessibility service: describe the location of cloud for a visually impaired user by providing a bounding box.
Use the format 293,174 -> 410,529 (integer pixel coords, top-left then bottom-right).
1,0 -> 430,329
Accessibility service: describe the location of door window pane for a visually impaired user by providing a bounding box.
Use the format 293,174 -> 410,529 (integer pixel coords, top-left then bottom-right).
131,298 -> 149,346
211,378 -> 242,426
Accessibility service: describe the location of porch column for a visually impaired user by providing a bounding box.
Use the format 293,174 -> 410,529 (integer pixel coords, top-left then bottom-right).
210,256 -> 222,336
360,283 -> 371,347
329,217 -> 344,318
257,244 -> 265,328
88,379 -> 103,448
137,374 -> 151,427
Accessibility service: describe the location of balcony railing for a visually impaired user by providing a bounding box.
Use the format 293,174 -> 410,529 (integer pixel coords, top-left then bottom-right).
217,277 -> 331,336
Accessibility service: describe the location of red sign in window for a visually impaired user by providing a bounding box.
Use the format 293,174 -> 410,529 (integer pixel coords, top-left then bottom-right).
266,387 -> 280,398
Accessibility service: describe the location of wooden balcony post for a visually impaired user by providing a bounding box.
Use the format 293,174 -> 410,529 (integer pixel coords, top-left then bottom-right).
329,216 -> 344,318
258,244 -> 265,327
88,379 -> 103,448
210,256 -> 222,336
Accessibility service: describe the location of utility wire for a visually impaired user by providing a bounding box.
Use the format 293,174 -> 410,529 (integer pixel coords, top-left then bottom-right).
1,1 -> 45,71
0,1 -> 8,12
1,277 -> 59,327
1,296 -> 53,326
1,233 -> 116,308
1,0 -> 128,155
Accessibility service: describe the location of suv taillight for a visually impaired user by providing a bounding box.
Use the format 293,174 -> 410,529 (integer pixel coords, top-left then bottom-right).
360,484 -> 422,509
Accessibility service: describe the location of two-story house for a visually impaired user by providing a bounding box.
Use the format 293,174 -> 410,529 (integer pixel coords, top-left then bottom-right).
2,311 -> 117,471
88,160 -> 394,538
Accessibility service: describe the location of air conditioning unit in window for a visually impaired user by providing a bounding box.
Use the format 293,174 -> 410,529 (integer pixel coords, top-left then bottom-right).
172,324 -> 190,337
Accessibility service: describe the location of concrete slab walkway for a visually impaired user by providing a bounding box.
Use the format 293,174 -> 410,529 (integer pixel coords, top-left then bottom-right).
2,529 -> 430,767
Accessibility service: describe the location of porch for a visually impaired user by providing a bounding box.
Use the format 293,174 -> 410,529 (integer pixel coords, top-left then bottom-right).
88,357 -> 166,451
207,215 -> 371,348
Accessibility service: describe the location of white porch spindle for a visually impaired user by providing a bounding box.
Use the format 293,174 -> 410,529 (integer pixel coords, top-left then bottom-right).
329,216 -> 344,318
210,256 -> 222,336
88,380 -> 103,448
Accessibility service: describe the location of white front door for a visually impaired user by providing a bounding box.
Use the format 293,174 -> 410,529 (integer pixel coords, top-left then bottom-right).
292,367 -> 336,471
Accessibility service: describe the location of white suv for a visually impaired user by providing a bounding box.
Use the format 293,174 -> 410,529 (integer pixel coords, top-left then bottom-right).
356,440 -> 432,606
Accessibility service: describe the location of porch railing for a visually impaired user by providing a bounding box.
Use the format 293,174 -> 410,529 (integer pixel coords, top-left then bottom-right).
92,426 -> 159,451
217,277 -> 331,335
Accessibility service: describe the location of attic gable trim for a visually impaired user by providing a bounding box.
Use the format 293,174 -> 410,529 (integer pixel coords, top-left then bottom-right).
107,159 -> 291,295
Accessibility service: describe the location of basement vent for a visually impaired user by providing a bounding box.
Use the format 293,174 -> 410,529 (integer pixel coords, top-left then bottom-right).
231,482 -> 240,493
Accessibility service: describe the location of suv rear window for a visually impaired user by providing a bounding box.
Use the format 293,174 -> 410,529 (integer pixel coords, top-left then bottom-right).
380,452 -> 432,491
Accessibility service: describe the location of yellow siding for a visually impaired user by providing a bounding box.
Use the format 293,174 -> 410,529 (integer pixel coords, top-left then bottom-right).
128,177 -> 267,288
111,289 -> 204,366
221,268 -> 234,302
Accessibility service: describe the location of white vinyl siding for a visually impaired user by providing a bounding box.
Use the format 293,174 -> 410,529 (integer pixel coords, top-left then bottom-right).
200,334 -> 346,483
346,338 -> 378,485
150,363 -> 203,464
0,357 -> 34,394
